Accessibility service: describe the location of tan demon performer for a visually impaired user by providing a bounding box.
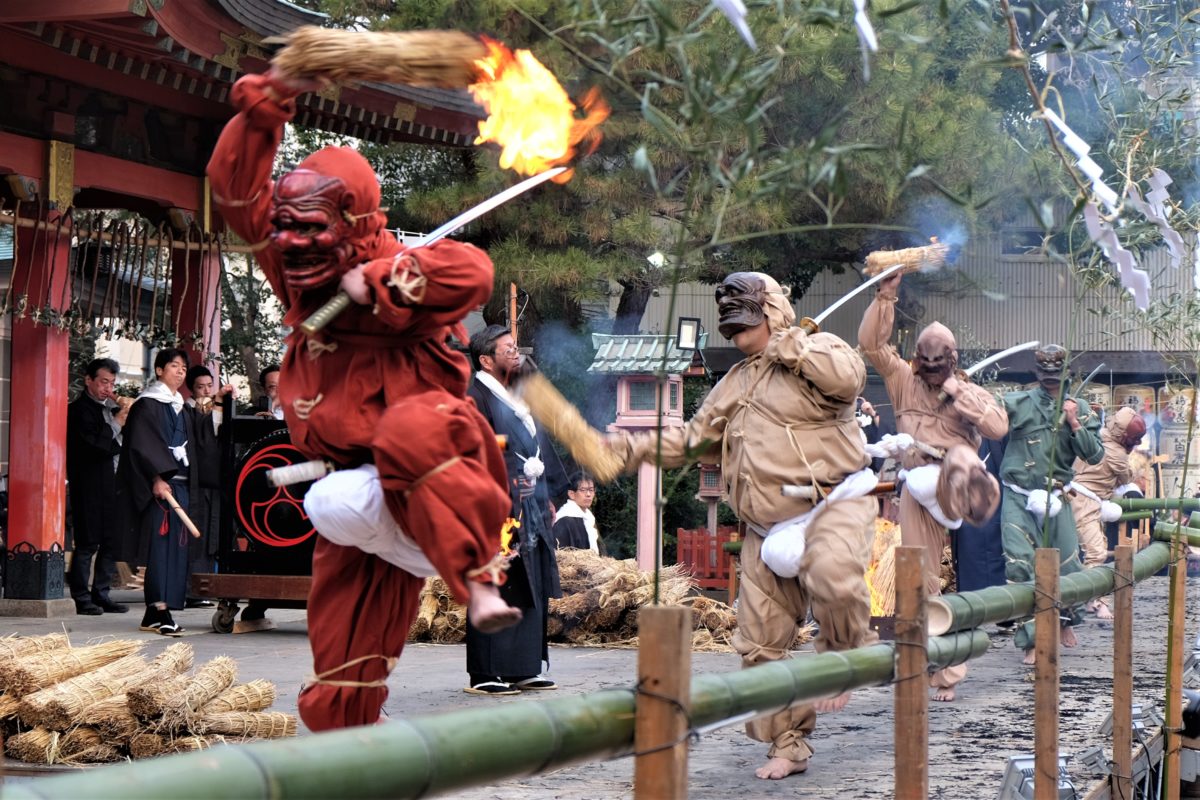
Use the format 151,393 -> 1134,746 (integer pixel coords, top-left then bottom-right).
858,270 -> 1008,701
606,272 -> 875,782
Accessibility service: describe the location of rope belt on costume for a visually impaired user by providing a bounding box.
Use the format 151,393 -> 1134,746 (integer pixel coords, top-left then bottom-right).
1066,481 -> 1125,522
306,653 -> 399,689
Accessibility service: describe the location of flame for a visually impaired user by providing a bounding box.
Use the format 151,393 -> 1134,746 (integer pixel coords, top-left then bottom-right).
500,517 -> 520,557
469,38 -> 609,181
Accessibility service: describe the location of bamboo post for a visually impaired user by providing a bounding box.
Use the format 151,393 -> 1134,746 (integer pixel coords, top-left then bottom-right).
634,605 -> 692,800
894,547 -> 928,800
1112,544 -> 1134,800
1163,532 -> 1187,800
1034,548 -> 1061,800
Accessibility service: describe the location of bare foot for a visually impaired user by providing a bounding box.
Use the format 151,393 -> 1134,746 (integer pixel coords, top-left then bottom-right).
813,692 -> 851,713
1022,648 -> 1036,666
1061,624 -> 1078,648
467,582 -> 522,633
755,756 -> 809,780
931,686 -> 956,702
1095,601 -> 1113,621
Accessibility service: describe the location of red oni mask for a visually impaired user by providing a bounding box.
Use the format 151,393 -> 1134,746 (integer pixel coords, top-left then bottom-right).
268,147 -> 391,292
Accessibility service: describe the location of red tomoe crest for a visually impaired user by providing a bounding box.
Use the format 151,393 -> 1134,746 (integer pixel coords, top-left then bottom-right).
234,443 -> 317,548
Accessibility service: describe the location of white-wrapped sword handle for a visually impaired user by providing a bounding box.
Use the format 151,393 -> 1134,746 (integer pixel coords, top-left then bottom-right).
266,460 -> 334,487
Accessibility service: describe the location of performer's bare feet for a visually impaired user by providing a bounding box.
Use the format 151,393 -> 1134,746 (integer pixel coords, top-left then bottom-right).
813,692 -> 851,713
1094,600 -> 1113,621
467,582 -> 522,633
1060,624 -> 1078,648
931,686 -> 956,702
755,756 -> 809,780
1022,648 -> 1036,666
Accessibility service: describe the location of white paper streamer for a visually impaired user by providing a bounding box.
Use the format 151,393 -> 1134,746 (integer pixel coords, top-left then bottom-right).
1124,168 -> 1184,268
852,0 -> 878,80
714,0 -> 756,49
1040,108 -> 1120,212
1083,202 -> 1151,310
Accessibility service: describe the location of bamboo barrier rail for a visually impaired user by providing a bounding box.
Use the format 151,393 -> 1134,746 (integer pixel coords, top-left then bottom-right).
1,631 -> 988,800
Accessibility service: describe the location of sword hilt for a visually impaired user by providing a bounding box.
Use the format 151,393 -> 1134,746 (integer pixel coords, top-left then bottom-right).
300,291 -> 352,336
799,317 -> 819,334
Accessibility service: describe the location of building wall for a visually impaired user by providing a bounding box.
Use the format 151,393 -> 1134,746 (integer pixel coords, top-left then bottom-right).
640,235 -> 1196,355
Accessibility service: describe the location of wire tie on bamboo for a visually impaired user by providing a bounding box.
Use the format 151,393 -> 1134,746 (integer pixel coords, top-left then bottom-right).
628,678 -> 700,758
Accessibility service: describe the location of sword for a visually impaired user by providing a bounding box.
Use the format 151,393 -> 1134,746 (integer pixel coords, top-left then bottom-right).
799,262 -> 906,334
300,166 -> 569,335
937,340 -> 1039,402
1060,362 -> 1105,425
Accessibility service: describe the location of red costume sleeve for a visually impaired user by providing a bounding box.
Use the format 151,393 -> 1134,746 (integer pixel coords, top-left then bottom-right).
361,240 -> 494,340
205,74 -> 297,302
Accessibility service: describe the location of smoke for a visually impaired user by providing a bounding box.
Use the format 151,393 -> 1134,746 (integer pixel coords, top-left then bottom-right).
530,320 -> 617,430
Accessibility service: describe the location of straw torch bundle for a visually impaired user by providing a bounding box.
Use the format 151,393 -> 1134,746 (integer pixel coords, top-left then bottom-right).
270,26 -> 487,88
863,238 -> 950,277
512,373 -> 624,483
0,640 -> 143,697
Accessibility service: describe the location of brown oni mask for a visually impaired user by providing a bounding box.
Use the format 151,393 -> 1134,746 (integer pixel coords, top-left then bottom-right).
913,322 -> 958,388
269,169 -> 358,291
1120,414 -> 1147,451
715,272 -> 768,339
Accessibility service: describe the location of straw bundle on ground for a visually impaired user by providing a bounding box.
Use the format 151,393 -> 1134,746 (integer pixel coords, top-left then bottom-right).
6,727 -> 58,763
270,26 -> 487,88
157,656 -> 237,730
77,694 -> 139,742
200,680 -> 277,715
194,711 -> 296,739
127,673 -> 190,720
57,726 -> 121,764
130,733 -> 235,758
148,642 -> 195,675
863,240 -> 949,277
939,544 -> 956,593
0,693 -> 19,722
17,652 -> 148,730
0,639 -> 142,697
0,633 -> 69,661
514,374 -> 624,482
408,590 -> 441,640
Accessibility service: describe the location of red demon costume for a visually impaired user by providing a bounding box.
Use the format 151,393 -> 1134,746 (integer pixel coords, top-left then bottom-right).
207,73 -> 511,730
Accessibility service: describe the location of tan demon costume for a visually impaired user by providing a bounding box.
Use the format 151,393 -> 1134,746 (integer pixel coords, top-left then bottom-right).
607,272 -> 875,765
1069,407 -> 1145,568
858,278 -> 1008,691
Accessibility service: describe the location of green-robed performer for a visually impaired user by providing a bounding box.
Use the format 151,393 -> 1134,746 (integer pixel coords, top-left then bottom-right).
999,344 -> 1103,664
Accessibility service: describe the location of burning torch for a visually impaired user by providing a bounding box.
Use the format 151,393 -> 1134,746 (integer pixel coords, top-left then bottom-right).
266,26 -> 609,335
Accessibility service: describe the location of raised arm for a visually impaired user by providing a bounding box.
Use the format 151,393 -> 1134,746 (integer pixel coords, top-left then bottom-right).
857,274 -> 909,378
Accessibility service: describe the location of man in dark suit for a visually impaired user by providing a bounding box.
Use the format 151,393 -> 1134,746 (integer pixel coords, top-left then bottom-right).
66,358 -> 130,615
464,325 -> 568,695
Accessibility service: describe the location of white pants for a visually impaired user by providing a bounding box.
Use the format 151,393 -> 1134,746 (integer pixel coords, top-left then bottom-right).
303,464 -> 437,577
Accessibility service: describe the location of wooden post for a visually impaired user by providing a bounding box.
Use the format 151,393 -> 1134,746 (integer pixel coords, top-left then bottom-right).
727,528 -> 741,608
1118,520 -> 1129,549
634,605 -> 692,800
894,546 -> 928,800
509,282 -> 518,342
1034,548 -> 1061,800
1164,533 -> 1187,800
1112,545 -> 1134,800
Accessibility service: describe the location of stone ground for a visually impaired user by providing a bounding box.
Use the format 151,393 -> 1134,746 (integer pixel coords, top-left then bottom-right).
0,574 -> 1194,798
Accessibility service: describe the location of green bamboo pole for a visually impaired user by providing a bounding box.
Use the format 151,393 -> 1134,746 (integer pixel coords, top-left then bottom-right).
5,632 -> 988,800
1116,511 -> 1154,522
1114,497 -> 1200,512
1155,523 -> 1200,548
928,541 -> 1171,635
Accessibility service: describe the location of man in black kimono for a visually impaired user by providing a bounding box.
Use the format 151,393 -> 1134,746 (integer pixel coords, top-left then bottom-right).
464,325 -> 568,695
552,473 -> 604,554
66,358 -> 130,615
183,366 -> 234,608
116,349 -> 201,635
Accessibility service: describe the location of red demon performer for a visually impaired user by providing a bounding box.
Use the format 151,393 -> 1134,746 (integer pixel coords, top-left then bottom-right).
207,70 -> 519,731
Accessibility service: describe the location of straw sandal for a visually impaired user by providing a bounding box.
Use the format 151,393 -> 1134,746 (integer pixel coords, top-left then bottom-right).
463,681 -> 519,696
511,676 -> 557,691
156,621 -> 184,637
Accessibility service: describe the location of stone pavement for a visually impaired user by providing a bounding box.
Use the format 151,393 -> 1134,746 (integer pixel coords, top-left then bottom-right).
0,577 -> 1193,799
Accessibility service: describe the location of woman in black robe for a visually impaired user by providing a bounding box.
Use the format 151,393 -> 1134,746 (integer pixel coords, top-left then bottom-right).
115,349 -> 199,635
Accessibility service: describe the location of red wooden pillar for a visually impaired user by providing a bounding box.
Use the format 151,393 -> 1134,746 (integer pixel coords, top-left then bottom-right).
1,209 -> 73,613
170,234 -> 221,373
